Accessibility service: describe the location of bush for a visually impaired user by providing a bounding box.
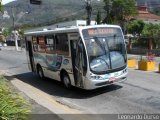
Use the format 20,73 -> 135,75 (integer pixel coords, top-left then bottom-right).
0,76 -> 30,120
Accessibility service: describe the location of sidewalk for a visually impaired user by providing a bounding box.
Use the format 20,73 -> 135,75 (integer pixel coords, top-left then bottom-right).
1,46 -> 25,51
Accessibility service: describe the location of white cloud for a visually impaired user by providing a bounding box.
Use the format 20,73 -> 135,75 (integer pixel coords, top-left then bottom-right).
2,0 -> 16,5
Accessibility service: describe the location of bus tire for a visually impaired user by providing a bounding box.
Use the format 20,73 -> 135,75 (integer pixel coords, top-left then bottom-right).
37,66 -> 44,79
62,73 -> 71,89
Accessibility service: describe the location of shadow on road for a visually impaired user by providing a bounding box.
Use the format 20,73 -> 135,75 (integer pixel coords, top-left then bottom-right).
4,72 -> 123,99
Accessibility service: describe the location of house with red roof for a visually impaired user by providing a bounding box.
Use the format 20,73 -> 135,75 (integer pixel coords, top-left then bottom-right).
134,6 -> 160,24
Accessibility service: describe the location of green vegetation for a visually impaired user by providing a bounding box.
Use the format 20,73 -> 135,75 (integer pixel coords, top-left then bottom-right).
2,0 -> 160,32
2,0 -> 86,29
127,21 -> 160,49
2,28 -> 11,38
95,10 -> 102,24
103,0 -> 137,24
141,23 -> 160,49
0,0 -> 3,12
127,20 -> 145,36
0,75 -> 30,120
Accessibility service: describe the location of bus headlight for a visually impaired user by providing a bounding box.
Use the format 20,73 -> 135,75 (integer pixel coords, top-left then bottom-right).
123,68 -> 127,73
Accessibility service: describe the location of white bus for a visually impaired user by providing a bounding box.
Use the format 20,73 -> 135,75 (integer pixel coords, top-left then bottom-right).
25,23 -> 127,90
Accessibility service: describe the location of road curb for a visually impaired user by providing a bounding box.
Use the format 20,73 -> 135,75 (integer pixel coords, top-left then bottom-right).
0,70 -> 101,120
0,70 -> 81,113
0,70 -> 105,120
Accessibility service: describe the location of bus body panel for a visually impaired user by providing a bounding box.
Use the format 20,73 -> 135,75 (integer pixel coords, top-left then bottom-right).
25,24 -> 127,90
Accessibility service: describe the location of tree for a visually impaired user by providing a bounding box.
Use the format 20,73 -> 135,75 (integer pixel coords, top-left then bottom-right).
95,10 -> 102,24
2,28 -> 11,38
142,23 -> 160,49
102,0 -> 113,24
127,20 -> 145,36
127,20 -> 145,51
0,0 -> 3,12
103,0 -> 138,28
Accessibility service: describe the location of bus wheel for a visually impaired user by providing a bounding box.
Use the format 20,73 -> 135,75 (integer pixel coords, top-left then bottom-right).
62,73 -> 71,89
37,66 -> 44,79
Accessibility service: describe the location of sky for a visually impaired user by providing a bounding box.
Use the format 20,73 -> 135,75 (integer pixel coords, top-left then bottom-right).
2,0 -> 16,5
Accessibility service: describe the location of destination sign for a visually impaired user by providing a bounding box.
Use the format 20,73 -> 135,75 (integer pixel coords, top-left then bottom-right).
82,27 -> 120,38
88,28 -> 114,36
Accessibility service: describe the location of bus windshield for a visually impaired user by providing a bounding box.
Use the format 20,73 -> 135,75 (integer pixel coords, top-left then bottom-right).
82,27 -> 127,74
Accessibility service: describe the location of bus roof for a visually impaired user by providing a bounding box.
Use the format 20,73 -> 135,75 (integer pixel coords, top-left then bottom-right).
24,24 -> 121,36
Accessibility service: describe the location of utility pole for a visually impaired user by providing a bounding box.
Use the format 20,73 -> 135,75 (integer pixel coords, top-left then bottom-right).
11,6 -> 19,51
85,0 -> 92,25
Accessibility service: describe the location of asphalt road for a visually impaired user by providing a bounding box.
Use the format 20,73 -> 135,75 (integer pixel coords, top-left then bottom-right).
0,48 -> 160,116
0,48 -> 63,120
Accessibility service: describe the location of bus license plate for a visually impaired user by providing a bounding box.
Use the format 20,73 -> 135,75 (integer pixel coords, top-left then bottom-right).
109,77 -> 116,82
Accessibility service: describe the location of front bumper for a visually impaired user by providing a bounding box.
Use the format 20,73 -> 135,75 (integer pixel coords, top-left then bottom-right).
84,72 -> 127,90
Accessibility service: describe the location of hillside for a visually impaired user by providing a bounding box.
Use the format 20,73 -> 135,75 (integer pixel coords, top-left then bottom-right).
0,0 -> 160,29
1,0 -> 102,28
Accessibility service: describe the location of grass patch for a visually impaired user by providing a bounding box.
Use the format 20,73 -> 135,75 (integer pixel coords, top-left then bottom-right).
0,75 -> 31,120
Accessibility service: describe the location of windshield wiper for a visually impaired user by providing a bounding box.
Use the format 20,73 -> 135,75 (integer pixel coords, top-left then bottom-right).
93,37 -> 111,69
93,36 -> 105,52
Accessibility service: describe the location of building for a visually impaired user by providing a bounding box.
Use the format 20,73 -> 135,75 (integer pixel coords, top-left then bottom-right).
134,6 -> 160,24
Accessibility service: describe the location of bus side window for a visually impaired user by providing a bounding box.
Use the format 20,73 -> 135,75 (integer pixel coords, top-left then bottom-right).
46,35 -> 55,54
55,34 -> 69,56
37,36 -> 46,53
32,36 -> 38,52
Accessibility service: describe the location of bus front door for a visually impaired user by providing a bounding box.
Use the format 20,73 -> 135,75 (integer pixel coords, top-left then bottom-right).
70,40 -> 84,88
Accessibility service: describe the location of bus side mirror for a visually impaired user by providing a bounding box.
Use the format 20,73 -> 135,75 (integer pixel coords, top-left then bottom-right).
30,0 -> 41,5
